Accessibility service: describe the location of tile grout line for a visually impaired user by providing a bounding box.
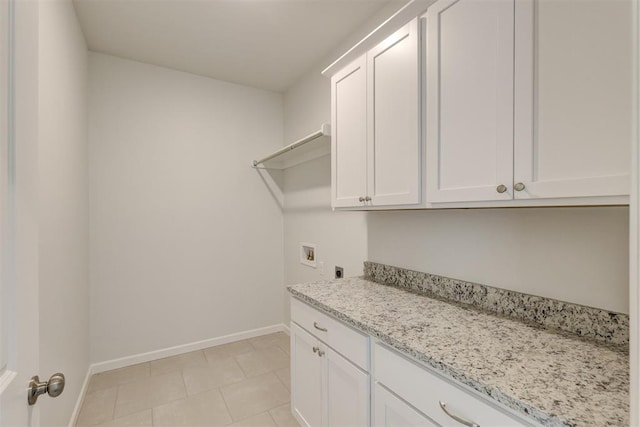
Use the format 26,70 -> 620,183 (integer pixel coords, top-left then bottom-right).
218,384 -> 236,425
233,351 -> 254,379
110,382 -> 118,425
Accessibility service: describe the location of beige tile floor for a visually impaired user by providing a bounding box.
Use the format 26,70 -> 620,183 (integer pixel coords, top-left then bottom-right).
76,332 -> 300,427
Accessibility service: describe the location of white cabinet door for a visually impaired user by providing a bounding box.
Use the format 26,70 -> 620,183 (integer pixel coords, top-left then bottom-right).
291,321 -> 369,427
367,19 -> 421,206
373,384 -> 438,427
332,55 -> 368,208
426,0 -> 515,203
513,0 -> 631,200
291,324 -> 323,427
325,346 -> 369,426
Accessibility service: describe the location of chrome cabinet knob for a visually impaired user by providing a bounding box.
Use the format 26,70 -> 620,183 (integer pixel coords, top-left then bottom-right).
28,373 -> 65,406
312,346 -> 319,353
358,196 -> 365,202
317,349 -> 325,357
364,196 -> 371,202
496,184 -> 507,194
514,182 -> 526,191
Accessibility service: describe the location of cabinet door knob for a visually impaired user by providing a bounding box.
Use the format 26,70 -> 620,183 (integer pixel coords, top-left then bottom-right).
317,349 -> 325,357
496,184 -> 507,194
358,196 -> 365,202
364,196 -> 371,202
312,346 -> 319,353
514,182 -> 526,191
439,401 -> 480,427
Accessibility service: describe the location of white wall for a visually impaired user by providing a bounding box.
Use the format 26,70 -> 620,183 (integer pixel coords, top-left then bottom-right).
88,53 -> 285,363
37,1 -> 90,425
369,208 -> 629,314
282,154 -> 368,302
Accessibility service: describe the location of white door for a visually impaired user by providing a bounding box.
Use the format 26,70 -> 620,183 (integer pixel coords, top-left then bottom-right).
324,346 -> 369,426
291,324 -> 323,427
331,55 -> 368,208
367,19 -> 421,207
513,0 -> 632,200
426,0 -> 515,203
373,384 -> 437,427
0,0 -> 41,425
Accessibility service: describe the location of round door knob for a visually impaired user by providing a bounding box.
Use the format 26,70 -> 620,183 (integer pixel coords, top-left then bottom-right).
28,372 -> 65,405
364,196 -> 371,202
496,184 -> 508,194
47,373 -> 65,398
514,182 -> 526,192
358,196 -> 365,202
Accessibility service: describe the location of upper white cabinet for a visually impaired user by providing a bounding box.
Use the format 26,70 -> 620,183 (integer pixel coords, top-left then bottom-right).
426,0 -> 631,205
367,19 -> 421,207
332,56 -> 368,208
513,0 -> 632,200
332,18 -> 421,209
426,0 -> 514,203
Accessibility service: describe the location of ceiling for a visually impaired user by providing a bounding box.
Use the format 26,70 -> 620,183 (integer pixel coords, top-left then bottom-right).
73,0 -> 402,93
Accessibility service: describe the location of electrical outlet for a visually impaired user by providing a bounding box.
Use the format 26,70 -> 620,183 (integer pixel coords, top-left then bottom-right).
335,266 -> 344,279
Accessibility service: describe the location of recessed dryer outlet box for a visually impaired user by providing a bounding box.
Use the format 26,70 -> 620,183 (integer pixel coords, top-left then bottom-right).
300,243 -> 317,268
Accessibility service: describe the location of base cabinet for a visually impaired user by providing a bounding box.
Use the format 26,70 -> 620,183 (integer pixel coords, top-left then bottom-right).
291,323 -> 323,427
374,343 -> 536,427
373,384 -> 437,427
291,298 -> 538,427
325,346 -> 369,426
291,323 -> 369,427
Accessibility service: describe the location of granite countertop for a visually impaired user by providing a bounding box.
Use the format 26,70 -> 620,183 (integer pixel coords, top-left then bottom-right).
288,277 -> 629,427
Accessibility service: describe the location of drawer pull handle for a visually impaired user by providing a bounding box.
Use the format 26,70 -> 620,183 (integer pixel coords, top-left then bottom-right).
439,401 -> 480,427
313,322 -> 328,332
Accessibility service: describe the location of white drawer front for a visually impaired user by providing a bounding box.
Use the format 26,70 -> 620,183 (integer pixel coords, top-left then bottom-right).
374,343 -> 532,427
291,297 -> 369,371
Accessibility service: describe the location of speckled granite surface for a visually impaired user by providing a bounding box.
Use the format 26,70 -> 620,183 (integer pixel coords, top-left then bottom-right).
364,262 -> 630,347
288,278 -> 629,427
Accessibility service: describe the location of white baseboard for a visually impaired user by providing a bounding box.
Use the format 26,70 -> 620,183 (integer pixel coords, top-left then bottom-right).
68,366 -> 92,427
90,323 -> 288,374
